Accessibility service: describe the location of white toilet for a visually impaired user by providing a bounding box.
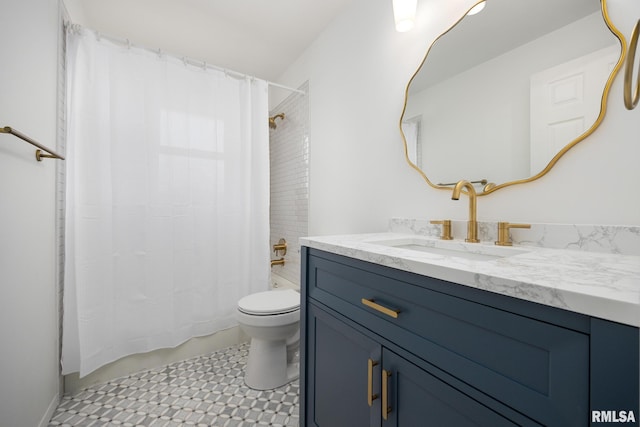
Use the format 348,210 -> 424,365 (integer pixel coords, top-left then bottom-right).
237,288 -> 301,390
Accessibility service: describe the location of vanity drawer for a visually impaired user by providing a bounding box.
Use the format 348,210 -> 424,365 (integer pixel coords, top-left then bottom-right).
305,249 -> 589,426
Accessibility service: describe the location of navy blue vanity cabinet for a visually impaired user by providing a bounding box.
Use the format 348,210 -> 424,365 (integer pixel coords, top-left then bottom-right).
300,247 -> 639,427
305,302 -> 524,427
381,348 -> 523,426
305,303 -> 381,426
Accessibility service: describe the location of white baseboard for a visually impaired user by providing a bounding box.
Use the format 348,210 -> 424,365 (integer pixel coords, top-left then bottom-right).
38,392 -> 60,427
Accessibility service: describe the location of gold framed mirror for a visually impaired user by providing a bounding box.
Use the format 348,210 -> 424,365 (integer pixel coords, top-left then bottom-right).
400,0 -> 626,195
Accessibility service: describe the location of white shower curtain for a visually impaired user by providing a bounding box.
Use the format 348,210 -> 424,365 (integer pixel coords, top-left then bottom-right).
62,28 -> 270,376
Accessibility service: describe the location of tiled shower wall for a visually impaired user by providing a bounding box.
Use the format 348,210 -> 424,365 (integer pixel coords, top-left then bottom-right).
269,82 -> 309,287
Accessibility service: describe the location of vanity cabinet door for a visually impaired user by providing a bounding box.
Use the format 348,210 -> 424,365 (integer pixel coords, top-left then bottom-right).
305,303 -> 381,427
381,349 -> 529,427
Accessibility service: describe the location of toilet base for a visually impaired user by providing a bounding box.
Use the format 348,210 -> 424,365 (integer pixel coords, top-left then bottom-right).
244,338 -> 300,390
286,361 -> 300,383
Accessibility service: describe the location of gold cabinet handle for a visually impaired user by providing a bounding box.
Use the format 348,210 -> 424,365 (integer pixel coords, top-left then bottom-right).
361,298 -> 400,319
382,369 -> 392,420
367,359 -> 379,406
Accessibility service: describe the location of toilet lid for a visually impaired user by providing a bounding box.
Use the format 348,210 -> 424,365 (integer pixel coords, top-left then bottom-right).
238,289 -> 300,315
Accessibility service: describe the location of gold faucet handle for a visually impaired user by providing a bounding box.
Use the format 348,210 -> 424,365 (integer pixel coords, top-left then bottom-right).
495,222 -> 531,246
273,238 -> 287,256
430,220 -> 453,240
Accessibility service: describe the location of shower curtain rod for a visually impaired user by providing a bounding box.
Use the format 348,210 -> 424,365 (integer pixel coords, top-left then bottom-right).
267,81 -> 306,95
67,23 -> 306,96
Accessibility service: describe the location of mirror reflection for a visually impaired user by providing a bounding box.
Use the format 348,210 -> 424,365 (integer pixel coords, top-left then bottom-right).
402,0 -> 620,191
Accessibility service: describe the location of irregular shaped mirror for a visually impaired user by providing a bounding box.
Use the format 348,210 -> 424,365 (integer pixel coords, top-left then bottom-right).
401,0 -> 624,194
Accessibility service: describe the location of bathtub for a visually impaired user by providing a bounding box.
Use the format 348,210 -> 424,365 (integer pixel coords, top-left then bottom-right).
65,274 -> 298,394
271,272 -> 300,291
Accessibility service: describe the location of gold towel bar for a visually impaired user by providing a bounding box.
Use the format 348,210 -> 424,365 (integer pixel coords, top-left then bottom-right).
1,126 -> 65,161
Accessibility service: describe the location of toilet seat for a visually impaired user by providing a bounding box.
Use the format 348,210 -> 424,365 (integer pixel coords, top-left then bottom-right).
238,289 -> 300,316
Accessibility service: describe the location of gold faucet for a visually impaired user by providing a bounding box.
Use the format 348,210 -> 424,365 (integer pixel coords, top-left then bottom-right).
451,180 -> 479,243
495,222 -> 531,246
430,220 -> 453,240
271,258 -> 285,267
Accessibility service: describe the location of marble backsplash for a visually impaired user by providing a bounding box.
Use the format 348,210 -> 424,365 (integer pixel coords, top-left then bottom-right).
389,218 -> 640,256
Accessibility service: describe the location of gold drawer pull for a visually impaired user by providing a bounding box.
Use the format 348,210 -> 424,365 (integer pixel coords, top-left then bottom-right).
361,298 -> 400,319
367,358 -> 379,406
382,369 -> 392,420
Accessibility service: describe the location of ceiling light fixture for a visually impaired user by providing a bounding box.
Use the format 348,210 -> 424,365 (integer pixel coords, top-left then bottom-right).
467,1 -> 486,16
392,0 -> 417,32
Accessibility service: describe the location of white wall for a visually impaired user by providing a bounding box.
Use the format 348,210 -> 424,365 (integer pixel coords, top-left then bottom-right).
0,0 -> 61,426
278,0 -> 640,236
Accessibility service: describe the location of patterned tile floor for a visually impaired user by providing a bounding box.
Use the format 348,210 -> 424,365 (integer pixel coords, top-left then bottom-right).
48,343 -> 299,427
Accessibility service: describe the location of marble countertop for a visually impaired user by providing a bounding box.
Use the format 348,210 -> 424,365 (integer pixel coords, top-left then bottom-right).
300,232 -> 640,327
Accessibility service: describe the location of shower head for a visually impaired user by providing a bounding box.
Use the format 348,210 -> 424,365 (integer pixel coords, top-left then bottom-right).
269,113 -> 285,129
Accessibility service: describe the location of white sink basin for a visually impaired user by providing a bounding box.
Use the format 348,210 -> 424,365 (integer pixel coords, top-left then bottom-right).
366,237 -> 529,261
